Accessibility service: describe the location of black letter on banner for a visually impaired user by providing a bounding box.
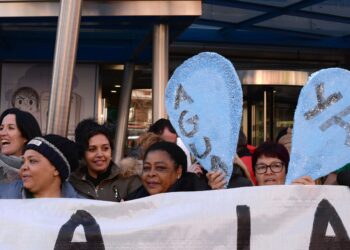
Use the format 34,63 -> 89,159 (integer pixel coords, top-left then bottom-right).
178,110 -> 199,138
189,136 -> 211,159
54,210 -> 105,250
210,155 -> 228,175
304,83 -> 342,120
319,105 -> 350,146
309,199 -> 350,250
174,84 -> 193,110
237,205 -> 251,250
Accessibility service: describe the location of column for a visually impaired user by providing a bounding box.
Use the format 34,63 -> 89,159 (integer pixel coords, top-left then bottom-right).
152,23 -> 169,122
46,0 -> 83,136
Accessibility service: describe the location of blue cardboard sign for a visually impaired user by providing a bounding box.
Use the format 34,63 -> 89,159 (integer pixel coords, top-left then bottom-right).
165,52 -> 243,184
286,68 -> 350,183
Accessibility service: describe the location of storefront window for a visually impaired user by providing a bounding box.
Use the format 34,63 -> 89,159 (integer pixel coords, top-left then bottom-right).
99,64 -> 153,154
100,65 -> 312,149
127,89 -> 152,149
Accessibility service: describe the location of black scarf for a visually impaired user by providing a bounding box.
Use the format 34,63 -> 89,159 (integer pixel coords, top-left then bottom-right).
85,164 -> 112,187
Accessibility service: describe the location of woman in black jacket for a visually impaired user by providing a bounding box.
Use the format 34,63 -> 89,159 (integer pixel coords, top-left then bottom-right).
126,141 -> 210,200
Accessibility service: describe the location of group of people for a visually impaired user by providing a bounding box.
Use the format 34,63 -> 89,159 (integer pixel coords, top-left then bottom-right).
0,108 -> 349,202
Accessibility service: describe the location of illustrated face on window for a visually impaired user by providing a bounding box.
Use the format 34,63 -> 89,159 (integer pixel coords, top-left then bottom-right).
12,87 -> 39,113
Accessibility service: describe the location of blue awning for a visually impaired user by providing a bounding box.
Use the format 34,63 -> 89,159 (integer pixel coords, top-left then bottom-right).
0,0 -> 349,62
181,0 -> 350,49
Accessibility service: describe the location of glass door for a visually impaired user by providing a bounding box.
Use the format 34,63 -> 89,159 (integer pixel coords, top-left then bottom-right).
243,85 -> 301,146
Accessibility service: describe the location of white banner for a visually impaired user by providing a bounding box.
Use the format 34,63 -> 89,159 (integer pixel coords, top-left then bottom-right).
0,186 -> 349,249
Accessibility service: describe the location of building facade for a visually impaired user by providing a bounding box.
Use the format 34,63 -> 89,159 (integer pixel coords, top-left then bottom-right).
0,0 -> 349,157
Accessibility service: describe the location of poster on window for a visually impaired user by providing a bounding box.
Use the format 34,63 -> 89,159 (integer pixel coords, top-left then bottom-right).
0,63 -> 97,136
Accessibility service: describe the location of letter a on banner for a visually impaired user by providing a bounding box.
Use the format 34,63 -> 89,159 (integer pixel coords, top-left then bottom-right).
309,199 -> 350,250
54,210 -> 105,250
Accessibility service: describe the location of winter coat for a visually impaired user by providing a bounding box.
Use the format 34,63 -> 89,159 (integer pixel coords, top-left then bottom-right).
189,163 -> 253,189
0,180 -> 81,199
69,158 -> 142,202
237,146 -> 257,185
337,169 -> 350,187
0,154 -> 22,184
227,164 -> 253,188
125,172 -> 211,201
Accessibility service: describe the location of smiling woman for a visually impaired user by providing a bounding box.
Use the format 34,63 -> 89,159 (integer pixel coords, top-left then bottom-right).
126,141 -> 211,200
70,119 -> 142,202
0,134 -> 81,198
142,148 -> 183,195
0,108 -> 42,183
0,108 -> 42,156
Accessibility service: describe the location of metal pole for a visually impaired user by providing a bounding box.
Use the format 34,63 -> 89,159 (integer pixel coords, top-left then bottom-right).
269,88 -> 274,141
247,86 -> 252,145
113,63 -> 135,163
46,0 -> 82,136
263,90 -> 267,141
152,23 -> 169,122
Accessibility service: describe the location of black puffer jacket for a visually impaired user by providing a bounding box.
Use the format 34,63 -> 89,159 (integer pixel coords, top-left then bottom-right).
227,164 -> 253,188
337,169 -> 350,188
125,172 -> 211,200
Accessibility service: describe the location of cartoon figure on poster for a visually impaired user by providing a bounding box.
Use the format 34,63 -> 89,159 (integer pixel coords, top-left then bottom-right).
286,68 -> 350,183
3,64 -> 81,135
11,86 -> 41,124
166,52 -> 243,185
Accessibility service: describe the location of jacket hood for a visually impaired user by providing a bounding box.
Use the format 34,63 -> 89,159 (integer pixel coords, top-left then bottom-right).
117,157 -> 142,178
0,154 -> 23,169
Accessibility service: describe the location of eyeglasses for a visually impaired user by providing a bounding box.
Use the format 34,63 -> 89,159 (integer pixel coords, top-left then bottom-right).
255,162 -> 284,174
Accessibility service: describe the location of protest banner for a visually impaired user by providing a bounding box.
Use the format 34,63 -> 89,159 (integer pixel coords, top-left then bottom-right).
0,186 -> 349,249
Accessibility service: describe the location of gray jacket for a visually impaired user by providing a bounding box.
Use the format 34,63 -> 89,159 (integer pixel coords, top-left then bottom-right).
0,154 -> 22,184
0,180 -> 82,199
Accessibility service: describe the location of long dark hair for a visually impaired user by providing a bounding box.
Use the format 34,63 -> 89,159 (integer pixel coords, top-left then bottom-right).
75,118 -> 114,159
0,108 -> 42,142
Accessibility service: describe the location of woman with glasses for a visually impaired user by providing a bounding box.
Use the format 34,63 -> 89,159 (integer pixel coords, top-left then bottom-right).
252,142 -> 289,185
252,141 -> 316,185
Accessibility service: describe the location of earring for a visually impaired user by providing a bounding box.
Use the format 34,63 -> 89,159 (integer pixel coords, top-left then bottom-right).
177,175 -> 180,179
53,170 -> 60,177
